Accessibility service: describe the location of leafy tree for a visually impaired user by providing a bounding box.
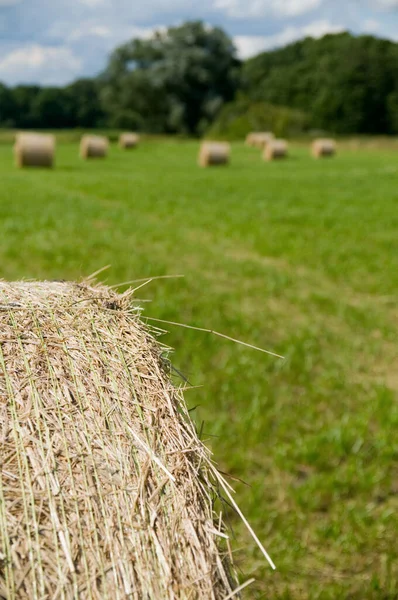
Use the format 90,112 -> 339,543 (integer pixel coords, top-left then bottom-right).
206,94 -> 309,139
0,83 -> 16,127
243,32 -> 398,134
387,92 -> 398,133
66,79 -> 105,128
30,87 -> 74,129
10,85 -> 42,128
100,21 -> 240,134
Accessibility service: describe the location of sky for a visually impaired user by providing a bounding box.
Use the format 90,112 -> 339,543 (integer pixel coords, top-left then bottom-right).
0,0 -> 397,86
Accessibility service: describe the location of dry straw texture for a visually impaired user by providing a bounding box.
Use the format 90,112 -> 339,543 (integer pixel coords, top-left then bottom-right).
0,280 -> 238,599
263,139 -> 288,161
14,133 -> 55,169
198,142 -> 230,167
80,135 -> 109,159
312,138 -> 336,158
119,133 -> 140,149
245,133 -> 274,149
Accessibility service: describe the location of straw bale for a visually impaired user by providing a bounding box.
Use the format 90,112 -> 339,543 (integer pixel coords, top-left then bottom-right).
0,280 -> 238,599
119,132 -> 140,149
14,133 -> 55,168
198,142 -> 230,167
245,132 -> 274,148
263,139 -> 288,161
80,135 -> 109,159
312,138 -> 336,158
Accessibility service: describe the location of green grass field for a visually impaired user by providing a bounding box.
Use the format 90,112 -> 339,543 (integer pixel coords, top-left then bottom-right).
1,139 -> 397,598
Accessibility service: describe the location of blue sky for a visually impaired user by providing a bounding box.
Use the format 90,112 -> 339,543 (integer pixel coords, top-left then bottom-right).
0,0 -> 397,86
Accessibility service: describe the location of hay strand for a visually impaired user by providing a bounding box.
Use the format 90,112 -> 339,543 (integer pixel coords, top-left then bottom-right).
14,133 -> 55,168
0,280 -> 276,598
198,142 -> 230,167
80,135 -> 109,159
144,316 -> 285,360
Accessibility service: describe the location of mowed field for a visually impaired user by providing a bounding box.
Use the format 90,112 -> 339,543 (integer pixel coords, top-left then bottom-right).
0,138 -> 398,598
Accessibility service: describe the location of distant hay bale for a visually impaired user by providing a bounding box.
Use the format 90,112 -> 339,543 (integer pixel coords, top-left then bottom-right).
0,280 -> 239,598
80,135 -> 109,159
263,139 -> 288,161
246,132 -> 274,149
312,138 -> 336,158
14,133 -> 55,168
198,142 -> 230,167
119,132 -> 140,149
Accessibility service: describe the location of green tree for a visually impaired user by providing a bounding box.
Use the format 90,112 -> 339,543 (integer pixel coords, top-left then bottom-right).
10,86 -> 41,128
0,83 -> 16,127
66,79 -> 105,128
243,32 -> 398,134
30,87 -> 74,129
100,21 -> 240,134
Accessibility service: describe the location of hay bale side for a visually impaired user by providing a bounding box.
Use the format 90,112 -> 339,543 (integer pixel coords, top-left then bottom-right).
245,133 -> 256,147
119,132 -> 140,149
246,132 -> 274,148
80,135 -> 109,159
264,139 -> 288,161
14,133 -> 55,168
198,142 -> 230,167
0,281 -> 238,599
312,138 -> 336,158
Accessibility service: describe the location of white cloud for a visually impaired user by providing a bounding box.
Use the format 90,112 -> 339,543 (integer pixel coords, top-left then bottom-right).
78,0 -> 106,6
234,35 -> 273,58
215,0 -> 323,18
362,18 -> 381,32
303,20 -> 345,37
234,20 -> 345,58
0,0 -> 21,5
66,22 -> 159,47
68,25 -> 112,41
372,0 -> 398,6
0,45 -> 82,85
49,19 -> 158,45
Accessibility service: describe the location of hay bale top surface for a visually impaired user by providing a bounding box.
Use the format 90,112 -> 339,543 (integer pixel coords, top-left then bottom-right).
0,280 -> 236,599
246,132 -> 274,148
15,132 -> 55,146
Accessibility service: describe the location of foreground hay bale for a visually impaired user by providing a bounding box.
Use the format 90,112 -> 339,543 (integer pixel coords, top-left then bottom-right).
14,133 -> 55,168
312,138 -> 336,158
80,135 -> 109,159
0,281 -> 237,598
246,132 -> 274,149
198,142 -> 230,167
264,139 -> 288,161
119,132 -> 140,149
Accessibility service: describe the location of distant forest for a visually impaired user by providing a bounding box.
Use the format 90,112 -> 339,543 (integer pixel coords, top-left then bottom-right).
1,22 -> 398,136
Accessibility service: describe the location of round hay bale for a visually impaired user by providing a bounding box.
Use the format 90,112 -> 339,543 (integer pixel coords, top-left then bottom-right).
0,281 -> 238,598
198,142 -> 230,167
80,135 -> 109,159
14,133 -> 55,168
245,132 -> 274,149
312,138 -> 336,158
119,132 -> 140,149
263,139 -> 288,161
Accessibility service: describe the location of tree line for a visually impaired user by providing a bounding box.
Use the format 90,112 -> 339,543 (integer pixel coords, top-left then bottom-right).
0,22 -> 397,135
